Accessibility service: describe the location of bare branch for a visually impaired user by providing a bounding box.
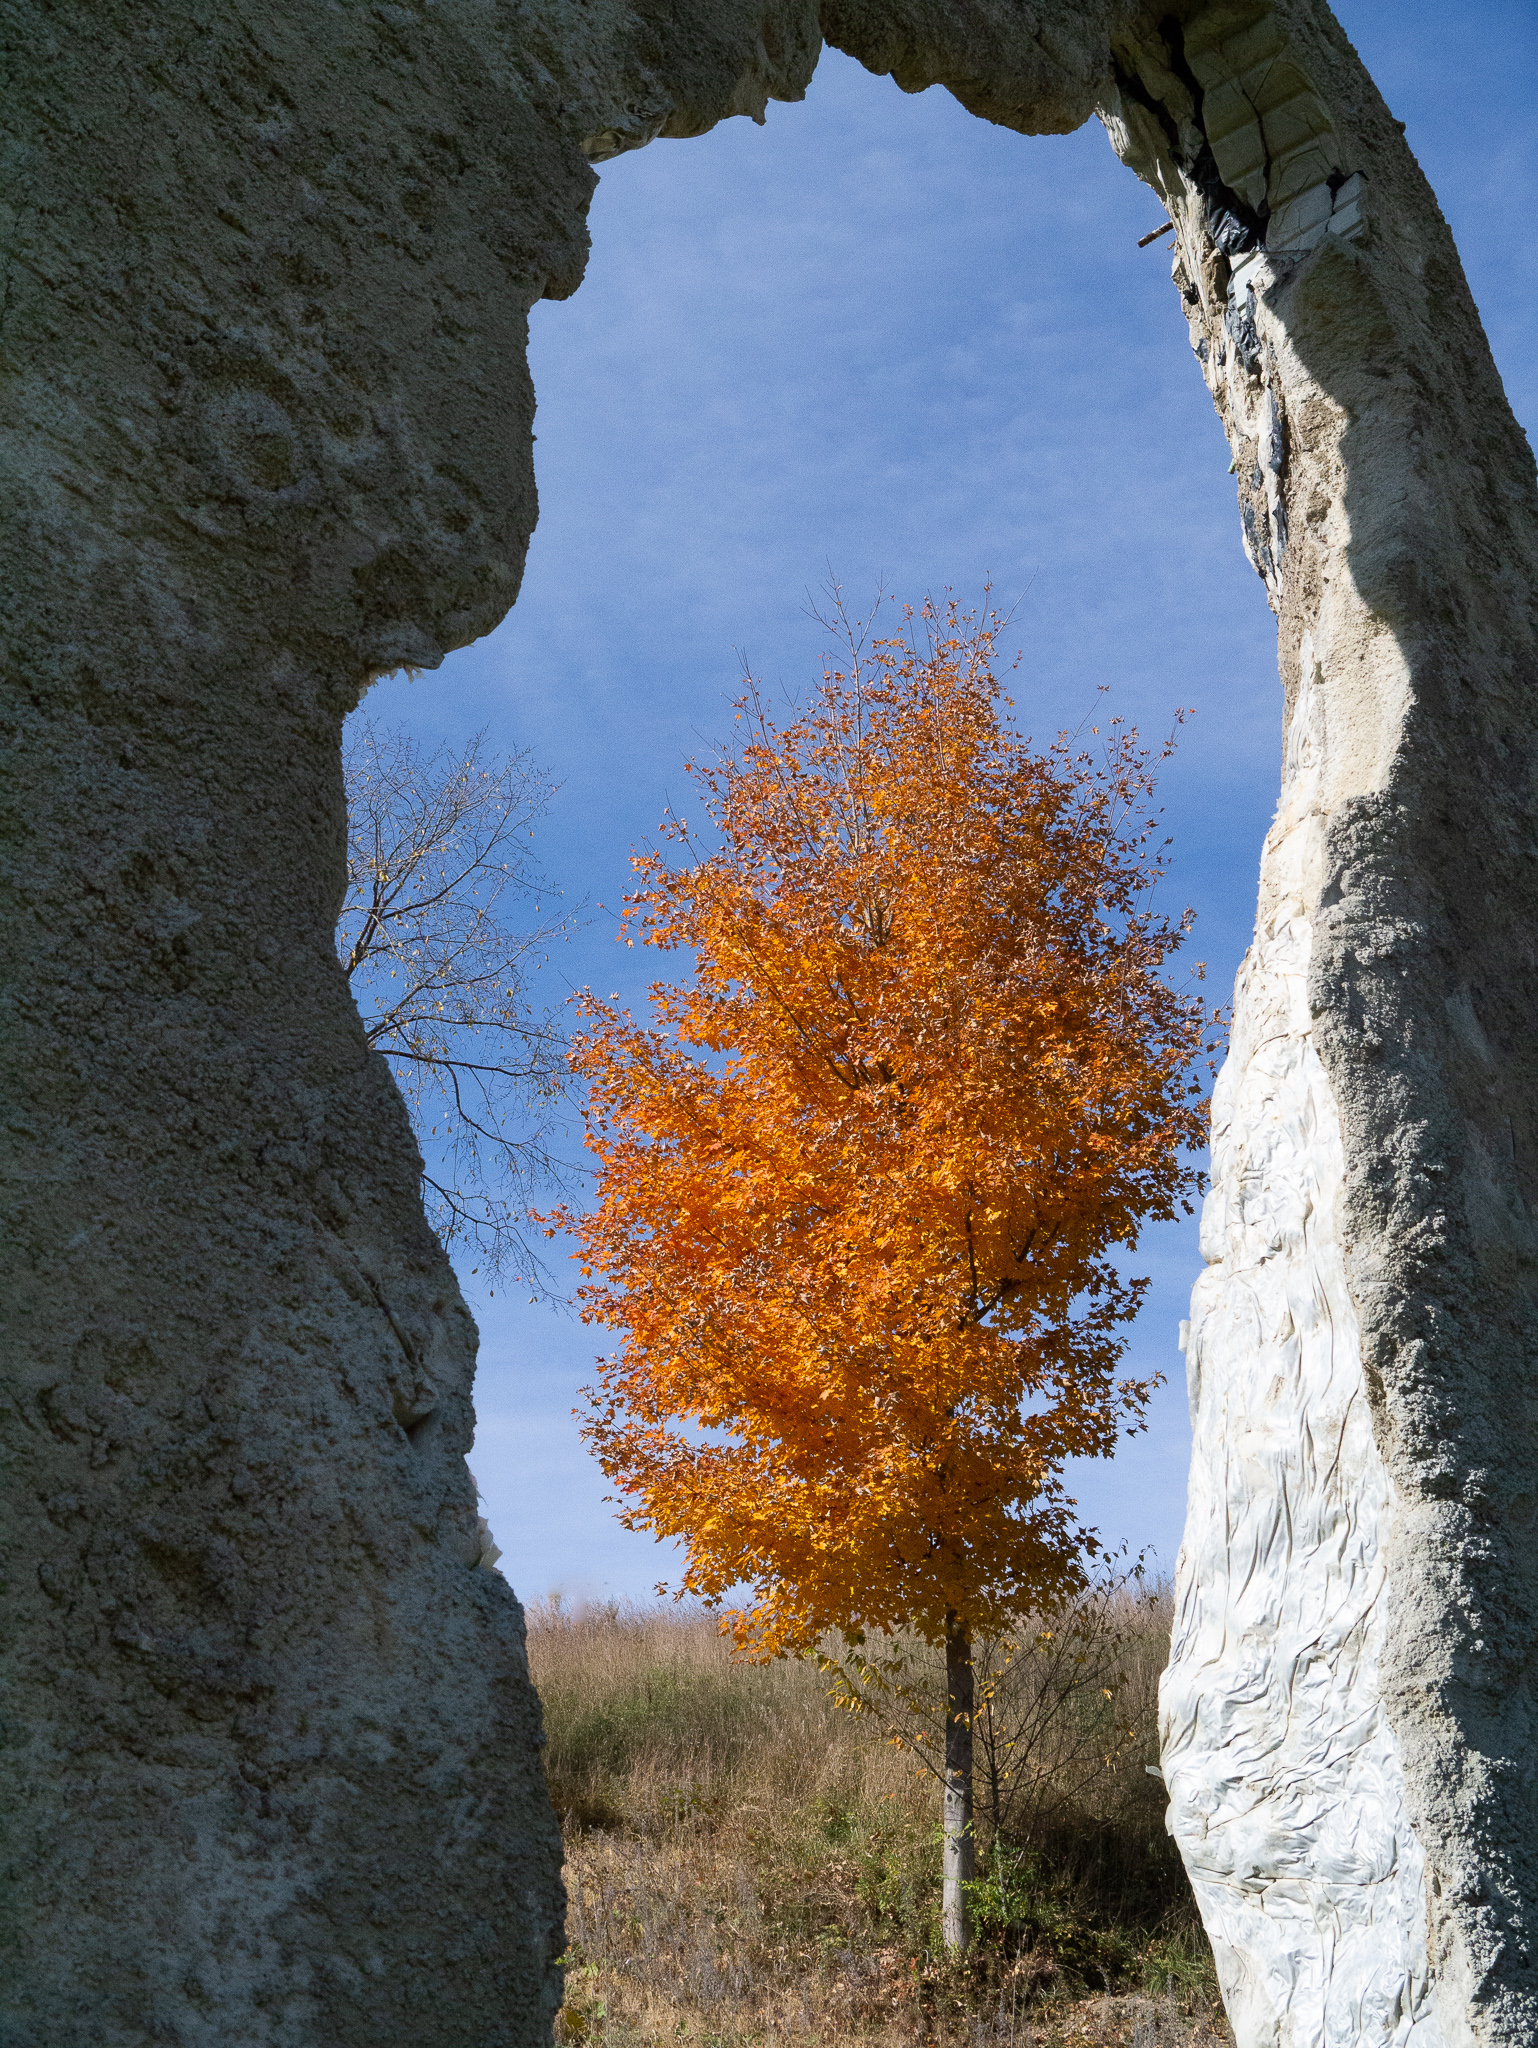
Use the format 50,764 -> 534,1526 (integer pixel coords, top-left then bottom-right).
338,717 -> 581,1288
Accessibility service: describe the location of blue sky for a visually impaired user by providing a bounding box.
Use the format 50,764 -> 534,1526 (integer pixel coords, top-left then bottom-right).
361,1 -> 1538,1604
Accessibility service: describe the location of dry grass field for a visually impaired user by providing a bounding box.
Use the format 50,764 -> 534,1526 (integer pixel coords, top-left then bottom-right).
527,1591 -> 1232,2047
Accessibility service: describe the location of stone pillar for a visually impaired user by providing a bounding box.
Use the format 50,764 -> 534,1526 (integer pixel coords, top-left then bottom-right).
1091,9 -> 1538,2042
827,1 -> 1538,2037
0,4 -> 818,2041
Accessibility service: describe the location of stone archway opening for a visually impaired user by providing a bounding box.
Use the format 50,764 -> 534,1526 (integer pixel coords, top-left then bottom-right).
6,6 -> 1537,2045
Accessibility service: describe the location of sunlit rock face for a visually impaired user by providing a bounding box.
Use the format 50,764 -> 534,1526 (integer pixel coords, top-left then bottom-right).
1085,10 -> 1538,2040
3,2 -> 1536,2043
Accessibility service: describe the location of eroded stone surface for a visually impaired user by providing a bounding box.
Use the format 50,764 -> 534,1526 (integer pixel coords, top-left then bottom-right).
0,6 -> 824,2043
4,2 -> 1536,2043
1090,11 -> 1538,2041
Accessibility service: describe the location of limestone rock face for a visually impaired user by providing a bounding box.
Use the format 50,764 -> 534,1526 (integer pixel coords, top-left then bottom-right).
4,2 -> 1536,2044
1091,13 -> 1538,2041
0,5 -> 821,2043
837,7 -> 1538,2037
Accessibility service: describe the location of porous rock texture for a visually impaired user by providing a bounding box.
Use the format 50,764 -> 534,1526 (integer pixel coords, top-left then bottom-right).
0,6 -> 820,2042
2,3 -> 1535,2044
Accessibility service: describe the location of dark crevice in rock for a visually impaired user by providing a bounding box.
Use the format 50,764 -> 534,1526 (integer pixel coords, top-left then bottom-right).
1158,14 -> 1269,254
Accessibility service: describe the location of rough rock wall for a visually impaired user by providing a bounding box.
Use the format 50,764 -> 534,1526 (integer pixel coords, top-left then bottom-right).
4,1 -> 1536,2043
829,5 -> 1538,2032
0,5 -> 823,2043
832,2 -> 1538,2039
1085,9 -> 1538,2041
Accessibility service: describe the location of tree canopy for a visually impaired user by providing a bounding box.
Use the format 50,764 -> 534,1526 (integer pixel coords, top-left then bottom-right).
560,598 -> 1211,1661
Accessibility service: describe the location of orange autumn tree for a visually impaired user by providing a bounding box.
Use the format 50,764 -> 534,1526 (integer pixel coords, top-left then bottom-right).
561,598 -> 1209,1951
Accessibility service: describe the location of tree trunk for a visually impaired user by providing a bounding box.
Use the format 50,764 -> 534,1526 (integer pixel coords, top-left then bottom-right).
942,1611 -> 975,1954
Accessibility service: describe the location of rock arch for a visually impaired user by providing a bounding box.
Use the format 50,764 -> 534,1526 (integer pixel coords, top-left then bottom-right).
3,4 -> 1535,2044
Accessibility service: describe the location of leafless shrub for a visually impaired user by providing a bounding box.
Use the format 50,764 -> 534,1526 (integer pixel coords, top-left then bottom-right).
814,1573 -> 1167,1854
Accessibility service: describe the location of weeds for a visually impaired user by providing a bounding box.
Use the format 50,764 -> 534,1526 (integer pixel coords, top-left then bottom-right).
528,1591 -> 1230,2047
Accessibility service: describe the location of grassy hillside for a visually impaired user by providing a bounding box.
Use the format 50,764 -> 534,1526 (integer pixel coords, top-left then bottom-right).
528,1591 -> 1233,2046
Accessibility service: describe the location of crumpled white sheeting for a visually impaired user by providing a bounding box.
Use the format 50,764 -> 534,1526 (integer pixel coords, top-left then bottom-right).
1162,886 -> 1444,2039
